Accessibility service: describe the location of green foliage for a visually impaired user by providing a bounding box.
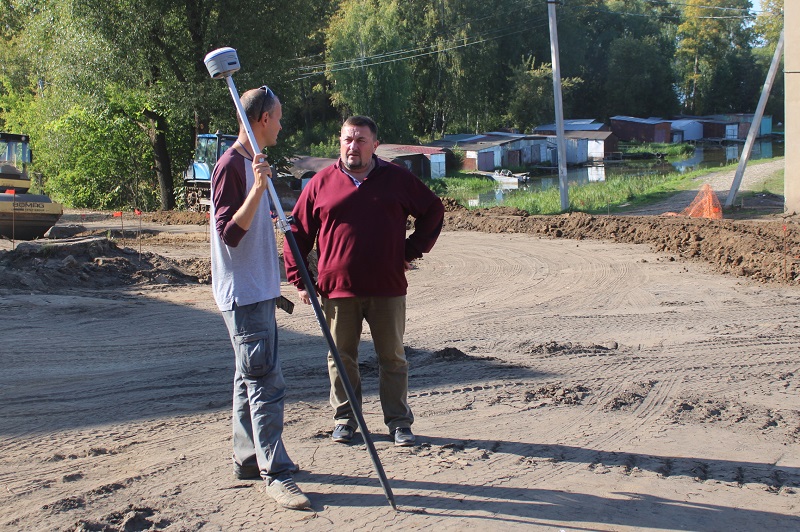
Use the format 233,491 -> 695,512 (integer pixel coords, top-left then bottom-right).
448,146 -> 465,169
42,101 -> 156,209
754,0 -> 783,49
0,0 -> 785,211
501,171 -> 691,215
326,0 -> 413,141
0,0 -> 327,211
288,118 -> 342,153
440,176 -> 496,194
420,174 -> 495,200
622,142 -> 695,157
604,37 -> 678,117
757,167 -> 783,196
676,0 -> 757,114
504,56 -> 582,132
309,135 -> 340,158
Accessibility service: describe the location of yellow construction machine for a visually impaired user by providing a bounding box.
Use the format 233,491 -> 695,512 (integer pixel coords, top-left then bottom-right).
0,132 -> 62,240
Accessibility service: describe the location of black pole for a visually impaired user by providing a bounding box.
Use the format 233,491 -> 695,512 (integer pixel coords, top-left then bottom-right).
283,226 -> 397,510
205,50 -> 397,510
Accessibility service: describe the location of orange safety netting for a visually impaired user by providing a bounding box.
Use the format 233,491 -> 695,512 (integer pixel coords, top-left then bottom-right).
663,184 -> 723,220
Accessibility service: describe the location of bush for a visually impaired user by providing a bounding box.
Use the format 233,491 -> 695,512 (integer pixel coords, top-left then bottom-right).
310,135 -> 340,158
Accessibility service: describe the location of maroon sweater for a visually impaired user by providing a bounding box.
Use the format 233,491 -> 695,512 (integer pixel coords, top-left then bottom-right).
284,157 -> 444,298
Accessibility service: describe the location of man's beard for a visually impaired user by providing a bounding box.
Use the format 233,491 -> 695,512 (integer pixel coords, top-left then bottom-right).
344,154 -> 365,170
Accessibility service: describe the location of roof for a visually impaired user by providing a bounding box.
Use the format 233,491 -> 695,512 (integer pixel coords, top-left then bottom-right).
289,155 -> 336,173
611,116 -> 670,125
427,133 -> 547,151
534,120 -> 607,132
671,119 -> 702,129
376,144 -> 445,158
441,133 -> 484,142
563,131 -> 616,141
484,131 -> 528,139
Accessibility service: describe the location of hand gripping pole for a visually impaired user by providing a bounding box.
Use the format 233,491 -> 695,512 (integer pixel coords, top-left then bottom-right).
204,47 -> 397,510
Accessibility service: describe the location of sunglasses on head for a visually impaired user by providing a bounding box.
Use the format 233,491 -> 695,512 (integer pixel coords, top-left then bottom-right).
259,85 -> 275,117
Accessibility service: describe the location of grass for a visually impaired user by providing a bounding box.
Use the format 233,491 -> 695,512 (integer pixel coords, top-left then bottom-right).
429,156 -> 784,215
504,171 -> 690,214
621,141 -> 695,157
755,167 -> 784,195
425,175 -> 494,197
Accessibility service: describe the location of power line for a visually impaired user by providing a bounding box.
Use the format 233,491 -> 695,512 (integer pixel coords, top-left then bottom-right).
292,17 -> 550,81
642,0 -> 761,13
581,3 -> 758,21
296,12 -> 549,72
291,0 -> 542,65
294,0 -> 775,82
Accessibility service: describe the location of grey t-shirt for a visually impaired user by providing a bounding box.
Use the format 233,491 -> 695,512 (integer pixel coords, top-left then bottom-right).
210,151 -> 280,311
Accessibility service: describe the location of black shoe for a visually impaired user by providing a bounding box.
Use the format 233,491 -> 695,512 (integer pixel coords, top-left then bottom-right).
393,427 -> 416,447
331,424 -> 355,443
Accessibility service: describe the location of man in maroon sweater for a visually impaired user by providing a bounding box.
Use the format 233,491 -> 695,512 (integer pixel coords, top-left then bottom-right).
284,115 -> 444,446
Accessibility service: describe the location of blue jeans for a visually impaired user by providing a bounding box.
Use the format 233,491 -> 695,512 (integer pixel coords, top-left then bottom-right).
221,299 -> 295,482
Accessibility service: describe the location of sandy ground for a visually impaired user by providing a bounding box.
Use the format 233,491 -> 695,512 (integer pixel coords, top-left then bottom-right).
1,159 -> 799,531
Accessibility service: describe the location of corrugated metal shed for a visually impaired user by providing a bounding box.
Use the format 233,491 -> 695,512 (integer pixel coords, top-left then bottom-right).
670,120 -> 703,142
428,134 -> 549,171
288,155 -> 336,177
533,119 -> 609,134
376,144 -> 447,178
610,116 -> 672,143
564,131 -> 619,158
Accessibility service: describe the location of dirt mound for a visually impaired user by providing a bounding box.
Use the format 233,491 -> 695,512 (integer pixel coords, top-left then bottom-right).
443,205 -> 800,285
140,211 -> 209,226
41,191 -> 800,290
0,237 -> 209,292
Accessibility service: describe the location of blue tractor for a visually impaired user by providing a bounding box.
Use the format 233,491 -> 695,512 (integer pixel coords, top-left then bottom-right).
183,132 -> 237,212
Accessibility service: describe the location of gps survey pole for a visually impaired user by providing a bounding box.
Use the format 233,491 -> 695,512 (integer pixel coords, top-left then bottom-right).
204,47 -> 397,511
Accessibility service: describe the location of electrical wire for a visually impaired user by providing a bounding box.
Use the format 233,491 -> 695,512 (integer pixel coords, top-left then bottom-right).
292,17 -> 550,81
293,0 -> 778,81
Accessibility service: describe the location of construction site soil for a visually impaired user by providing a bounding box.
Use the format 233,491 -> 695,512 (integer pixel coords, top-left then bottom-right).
2,159 -> 799,531
1,191 -> 798,292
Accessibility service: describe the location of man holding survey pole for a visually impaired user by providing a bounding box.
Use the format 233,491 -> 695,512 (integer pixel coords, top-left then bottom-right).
210,85 -> 310,510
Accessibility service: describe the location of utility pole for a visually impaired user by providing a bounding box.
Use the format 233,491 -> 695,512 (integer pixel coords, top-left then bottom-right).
786,5 -> 799,213
547,0 -> 569,211
726,30 -> 784,207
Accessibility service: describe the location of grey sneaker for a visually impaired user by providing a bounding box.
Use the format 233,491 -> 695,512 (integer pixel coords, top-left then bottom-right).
265,478 -> 311,510
331,424 -> 355,443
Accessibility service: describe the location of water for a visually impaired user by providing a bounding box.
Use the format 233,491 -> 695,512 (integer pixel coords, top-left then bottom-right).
463,139 -> 784,207
671,139 -> 783,172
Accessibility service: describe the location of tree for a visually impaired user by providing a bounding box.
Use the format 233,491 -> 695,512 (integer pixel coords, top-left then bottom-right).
604,37 -> 678,118
504,56 -> 581,132
556,0 -> 681,121
676,0 -> 756,114
325,0 -> 414,141
753,0 -> 784,122
754,0 -> 783,47
1,0 -> 326,210
405,0 -> 546,137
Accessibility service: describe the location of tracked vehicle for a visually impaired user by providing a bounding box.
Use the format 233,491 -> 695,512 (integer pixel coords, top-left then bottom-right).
0,132 -> 63,240
183,132 -> 237,212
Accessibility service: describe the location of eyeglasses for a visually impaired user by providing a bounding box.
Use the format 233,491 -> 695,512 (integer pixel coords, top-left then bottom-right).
259,85 -> 275,117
